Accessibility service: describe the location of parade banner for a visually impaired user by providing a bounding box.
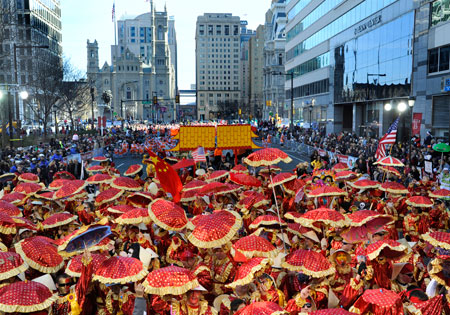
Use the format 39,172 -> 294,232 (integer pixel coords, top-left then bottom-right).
170,126 -> 216,151
318,149 -> 327,157
412,113 -> 422,136
216,125 -> 260,150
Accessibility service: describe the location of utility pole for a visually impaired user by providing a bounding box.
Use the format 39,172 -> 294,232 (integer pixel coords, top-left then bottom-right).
90,86 -> 95,132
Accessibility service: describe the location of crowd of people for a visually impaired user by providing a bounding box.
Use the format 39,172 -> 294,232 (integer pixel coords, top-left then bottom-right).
0,122 -> 449,314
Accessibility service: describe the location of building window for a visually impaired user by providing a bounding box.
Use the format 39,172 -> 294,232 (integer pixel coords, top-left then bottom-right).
199,24 -> 205,35
429,45 -> 450,73
233,25 -> 239,35
431,0 -> 450,27
208,25 -> 213,35
225,25 -> 230,35
158,25 -> 164,40
130,26 -> 135,37
216,25 -> 221,35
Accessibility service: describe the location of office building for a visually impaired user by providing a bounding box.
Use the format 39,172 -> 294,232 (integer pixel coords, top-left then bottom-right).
240,21 -> 256,118
0,0 -> 62,123
249,25 -> 265,119
285,0 -> 416,136
88,2 -> 177,122
412,0 -> 450,139
195,13 -> 241,120
263,0 -> 287,121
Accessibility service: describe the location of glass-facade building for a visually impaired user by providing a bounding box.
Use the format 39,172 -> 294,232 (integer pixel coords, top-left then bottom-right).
285,0 -> 417,137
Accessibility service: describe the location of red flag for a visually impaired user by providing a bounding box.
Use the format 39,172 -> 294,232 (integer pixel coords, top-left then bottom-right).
147,150 -> 183,203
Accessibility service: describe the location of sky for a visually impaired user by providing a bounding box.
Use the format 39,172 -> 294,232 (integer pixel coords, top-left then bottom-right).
61,0 -> 270,89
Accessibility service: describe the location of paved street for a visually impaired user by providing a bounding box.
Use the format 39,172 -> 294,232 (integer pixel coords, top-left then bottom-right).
111,140 -> 310,174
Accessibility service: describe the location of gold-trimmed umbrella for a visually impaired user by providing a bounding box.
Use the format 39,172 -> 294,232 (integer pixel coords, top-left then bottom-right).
18,172 -> 39,183
187,210 -> 242,248
115,208 -> 151,225
0,281 -> 57,313
232,235 -> 277,259
111,177 -> 141,192
15,236 -> 64,273
124,164 -> 143,177
41,212 -> 78,230
93,256 -> 148,284
54,180 -> 86,199
95,188 -> 124,206
244,148 -> 292,167
282,249 -> 335,278
226,257 -> 270,288
0,251 -> 28,281
206,170 -> 229,182
142,266 -> 199,296
148,198 -> 188,231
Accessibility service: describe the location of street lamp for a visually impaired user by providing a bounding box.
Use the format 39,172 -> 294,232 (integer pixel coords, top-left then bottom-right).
20,91 -> 28,100
408,96 -> 416,162
398,102 -> 407,113
384,103 -> 392,111
271,71 -> 297,131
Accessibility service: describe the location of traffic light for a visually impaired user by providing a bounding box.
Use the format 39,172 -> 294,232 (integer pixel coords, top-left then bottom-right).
175,94 -> 180,104
266,100 -> 272,107
153,96 -> 158,105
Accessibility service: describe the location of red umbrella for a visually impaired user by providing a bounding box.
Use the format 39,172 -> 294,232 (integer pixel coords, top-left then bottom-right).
197,182 -> 228,195
126,191 -> 154,207
15,236 -> 64,273
86,165 -> 105,173
107,204 -> 135,215
187,210 -> 242,248
286,222 -> 312,237
53,171 -> 76,180
206,170 -> 229,182
422,231 -> 450,250
282,249 -> 335,277
172,159 -> 196,170
124,164 -> 143,177
0,212 -> 17,235
183,180 -> 206,192
66,253 -> 108,277
86,173 -> 113,184
18,172 -> 39,183
12,216 -> 38,231
342,210 -> 394,243
234,301 -> 287,315
311,310 -> 355,315
226,257 -> 270,288
259,166 -> 282,174
348,179 -> 380,190
0,200 -> 21,217
54,180 -> 85,199
0,281 -> 57,313
1,192 -> 27,205
283,179 -> 306,195
378,166 -> 401,177
93,256 -> 148,284
350,289 -> 402,315
95,188 -> 124,205
249,215 -> 287,230
380,182 -> 409,194
116,208 -> 151,225
232,235 -> 277,259
148,198 -> 188,231
429,189 -> 450,199
215,183 -> 241,196
307,186 -> 346,198
0,251 -> 28,281
335,170 -> 359,181
180,189 -> 199,203
111,177 -> 141,191
366,240 -> 407,261
92,156 -> 109,162
230,172 -> 262,187
48,179 -> 70,190
268,172 -> 296,188
406,196 -> 434,208
142,266 -> 199,296
231,164 -> 249,174
41,212 -> 78,229
374,156 -> 404,167
236,192 -> 269,212
332,162 -> 349,172
14,182 -> 43,195
244,148 -> 292,167
295,208 -> 347,230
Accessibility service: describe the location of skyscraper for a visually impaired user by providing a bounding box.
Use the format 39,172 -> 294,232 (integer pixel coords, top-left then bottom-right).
195,13 -> 241,120
88,3 -> 177,122
0,0 -> 62,122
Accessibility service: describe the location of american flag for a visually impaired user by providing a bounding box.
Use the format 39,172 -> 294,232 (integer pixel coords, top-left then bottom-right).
375,118 -> 399,159
192,146 -> 206,162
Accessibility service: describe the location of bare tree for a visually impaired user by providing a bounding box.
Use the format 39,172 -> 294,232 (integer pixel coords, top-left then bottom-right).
56,59 -> 89,131
26,52 -> 63,138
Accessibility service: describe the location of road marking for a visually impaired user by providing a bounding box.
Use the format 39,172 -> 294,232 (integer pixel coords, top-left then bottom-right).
117,163 -> 124,169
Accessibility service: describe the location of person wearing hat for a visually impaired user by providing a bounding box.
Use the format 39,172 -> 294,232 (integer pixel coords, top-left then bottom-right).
403,206 -> 429,242
180,249 -> 213,296
214,283 -> 254,315
208,244 -> 236,297
391,262 -> 417,293
329,249 -> 353,298
251,273 -> 286,307
171,287 -> 216,315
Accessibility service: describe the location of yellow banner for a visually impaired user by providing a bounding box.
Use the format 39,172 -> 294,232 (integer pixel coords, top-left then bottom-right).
217,125 -> 260,150
170,126 -> 216,151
